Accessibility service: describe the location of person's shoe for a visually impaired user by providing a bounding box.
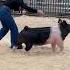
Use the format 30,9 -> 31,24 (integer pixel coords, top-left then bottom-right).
10,45 -> 23,50
12,46 -> 17,51
17,45 -> 23,49
10,45 -> 17,50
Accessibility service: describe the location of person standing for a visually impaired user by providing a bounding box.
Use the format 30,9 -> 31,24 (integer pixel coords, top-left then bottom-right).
0,5 -> 19,49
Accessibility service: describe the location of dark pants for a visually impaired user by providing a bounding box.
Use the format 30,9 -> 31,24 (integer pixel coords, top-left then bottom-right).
0,5 -> 19,47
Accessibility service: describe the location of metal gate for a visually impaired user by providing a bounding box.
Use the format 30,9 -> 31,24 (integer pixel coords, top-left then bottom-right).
27,0 -> 70,17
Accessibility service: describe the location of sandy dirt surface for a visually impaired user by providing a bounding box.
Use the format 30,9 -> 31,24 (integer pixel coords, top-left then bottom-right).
0,16 -> 70,70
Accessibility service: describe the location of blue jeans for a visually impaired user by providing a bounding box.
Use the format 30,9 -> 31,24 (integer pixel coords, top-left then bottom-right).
0,5 -> 19,47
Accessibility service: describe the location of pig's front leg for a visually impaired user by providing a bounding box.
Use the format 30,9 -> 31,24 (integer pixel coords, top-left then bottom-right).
25,42 -> 33,51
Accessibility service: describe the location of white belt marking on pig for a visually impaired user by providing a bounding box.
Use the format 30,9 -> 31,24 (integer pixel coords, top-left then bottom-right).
46,25 -> 62,44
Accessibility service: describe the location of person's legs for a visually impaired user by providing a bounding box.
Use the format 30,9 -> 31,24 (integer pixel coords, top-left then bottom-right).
0,26 -> 9,40
0,5 -> 19,48
0,6 -> 9,39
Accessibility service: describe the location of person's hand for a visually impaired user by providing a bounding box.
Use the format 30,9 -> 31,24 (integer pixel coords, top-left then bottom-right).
23,10 -> 27,15
37,10 -> 44,16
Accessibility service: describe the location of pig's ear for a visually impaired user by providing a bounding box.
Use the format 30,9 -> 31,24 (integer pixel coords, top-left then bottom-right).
58,18 -> 62,24
63,20 -> 67,25
61,20 -> 68,27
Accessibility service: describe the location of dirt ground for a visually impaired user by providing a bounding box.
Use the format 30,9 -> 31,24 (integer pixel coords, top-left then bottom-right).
0,15 -> 70,70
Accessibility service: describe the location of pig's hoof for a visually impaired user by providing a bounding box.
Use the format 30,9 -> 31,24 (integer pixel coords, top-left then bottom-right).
25,48 -> 31,51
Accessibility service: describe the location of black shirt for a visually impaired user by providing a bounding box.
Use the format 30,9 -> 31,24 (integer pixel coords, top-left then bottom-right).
4,0 -> 37,13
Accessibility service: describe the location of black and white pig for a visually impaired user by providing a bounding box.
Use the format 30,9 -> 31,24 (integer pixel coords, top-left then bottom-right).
16,19 -> 70,52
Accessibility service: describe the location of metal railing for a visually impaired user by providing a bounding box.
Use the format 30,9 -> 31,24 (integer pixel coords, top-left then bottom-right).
27,0 -> 70,17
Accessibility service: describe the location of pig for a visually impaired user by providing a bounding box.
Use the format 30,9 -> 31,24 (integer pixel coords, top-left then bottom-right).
16,19 -> 70,52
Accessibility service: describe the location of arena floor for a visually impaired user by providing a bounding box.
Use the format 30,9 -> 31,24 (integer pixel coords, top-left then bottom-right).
0,15 -> 70,70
